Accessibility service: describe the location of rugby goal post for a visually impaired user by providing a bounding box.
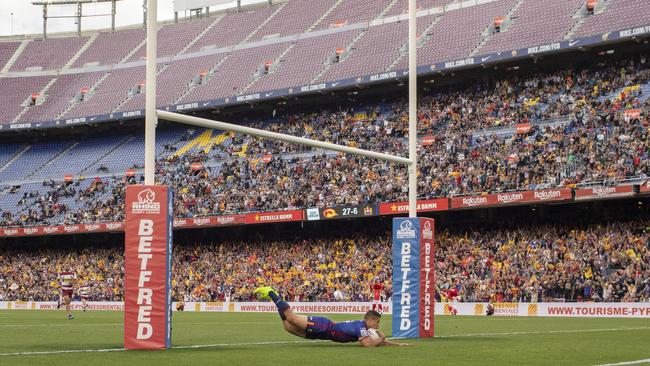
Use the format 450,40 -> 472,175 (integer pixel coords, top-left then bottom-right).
124,0 -> 431,350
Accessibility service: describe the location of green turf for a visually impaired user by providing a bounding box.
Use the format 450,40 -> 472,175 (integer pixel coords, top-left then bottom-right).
1,310 -> 649,366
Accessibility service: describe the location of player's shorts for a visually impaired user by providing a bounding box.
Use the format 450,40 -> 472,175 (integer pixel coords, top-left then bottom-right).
81,296 -> 89,300
62,290 -> 73,298
305,316 -> 334,341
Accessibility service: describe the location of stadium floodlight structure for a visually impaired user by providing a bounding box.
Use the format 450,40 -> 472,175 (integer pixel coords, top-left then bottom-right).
32,0 -> 122,38
145,0 -> 419,216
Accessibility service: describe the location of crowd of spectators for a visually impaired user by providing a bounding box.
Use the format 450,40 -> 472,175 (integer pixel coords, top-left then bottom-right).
1,220 -> 648,303
1,55 -> 650,227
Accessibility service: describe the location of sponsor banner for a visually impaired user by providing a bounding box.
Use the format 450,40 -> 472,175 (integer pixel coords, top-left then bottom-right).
43,226 -> 63,235
318,204 -> 376,220
213,214 -> 247,226
574,185 -> 635,200
233,302 -> 392,314
392,218 -> 421,339
421,136 -> 436,146
84,224 -> 102,233
245,210 -> 304,224
639,181 -> 650,194
624,109 -> 641,119
538,303 -> 650,317
124,185 -> 173,350
378,199 -> 449,215
34,302 -> 125,311
515,123 -> 532,134
451,194 -> 491,208
529,188 -> 573,202
105,222 -> 124,231
451,189 -> 573,209
63,225 -> 82,234
433,302 -> 650,318
2,301 -> 649,318
618,25 -> 650,38
306,208 -> 320,221
23,226 -> 43,236
418,218 -> 435,338
2,227 -> 23,237
173,215 -> 246,228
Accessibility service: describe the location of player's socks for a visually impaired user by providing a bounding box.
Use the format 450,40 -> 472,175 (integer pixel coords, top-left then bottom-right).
268,290 -> 289,321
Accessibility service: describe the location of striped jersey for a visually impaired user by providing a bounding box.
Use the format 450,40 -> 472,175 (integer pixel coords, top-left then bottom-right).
60,272 -> 75,291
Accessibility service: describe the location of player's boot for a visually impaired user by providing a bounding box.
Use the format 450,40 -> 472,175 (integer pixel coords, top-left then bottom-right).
68,314 -> 75,320
253,286 -> 275,301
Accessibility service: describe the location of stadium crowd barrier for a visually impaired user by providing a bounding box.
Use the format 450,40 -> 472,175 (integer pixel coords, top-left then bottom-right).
1,182 -> 648,238
2,301 -> 649,318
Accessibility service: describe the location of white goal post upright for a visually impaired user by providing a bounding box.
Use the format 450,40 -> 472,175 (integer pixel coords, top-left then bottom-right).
408,0 -> 417,218
144,0 -> 157,185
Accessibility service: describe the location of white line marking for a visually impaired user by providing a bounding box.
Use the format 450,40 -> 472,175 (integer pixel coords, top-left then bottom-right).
0,321 -> 279,327
0,348 -> 125,357
593,359 -> 650,366
0,340 -> 315,357
1,327 -> 648,357
434,327 -> 650,338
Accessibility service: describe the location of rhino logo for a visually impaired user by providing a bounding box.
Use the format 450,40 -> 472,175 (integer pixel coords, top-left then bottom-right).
132,188 -> 161,214
396,219 -> 416,239
138,188 -> 156,204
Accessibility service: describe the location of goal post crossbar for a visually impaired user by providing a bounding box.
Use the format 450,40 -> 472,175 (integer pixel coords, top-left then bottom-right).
156,110 -> 413,166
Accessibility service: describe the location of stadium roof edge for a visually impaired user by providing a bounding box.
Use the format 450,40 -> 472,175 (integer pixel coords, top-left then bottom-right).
0,0 -> 279,41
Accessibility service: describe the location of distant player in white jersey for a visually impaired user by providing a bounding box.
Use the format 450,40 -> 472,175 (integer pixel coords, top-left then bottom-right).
59,271 -> 76,319
79,284 -> 91,312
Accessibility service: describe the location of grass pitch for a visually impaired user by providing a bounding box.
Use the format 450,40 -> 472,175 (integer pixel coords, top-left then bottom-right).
0,310 -> 649,366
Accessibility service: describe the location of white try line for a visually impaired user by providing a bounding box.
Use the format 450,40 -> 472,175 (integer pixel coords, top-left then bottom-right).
0,321 -> 279,328
1,327 -> 649,357
593,359 -> 650,366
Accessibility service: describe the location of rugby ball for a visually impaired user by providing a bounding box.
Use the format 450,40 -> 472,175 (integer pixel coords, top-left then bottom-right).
367,328 -> 380,340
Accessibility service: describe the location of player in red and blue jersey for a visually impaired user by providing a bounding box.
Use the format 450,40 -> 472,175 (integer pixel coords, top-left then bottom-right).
253,286 -> 408,347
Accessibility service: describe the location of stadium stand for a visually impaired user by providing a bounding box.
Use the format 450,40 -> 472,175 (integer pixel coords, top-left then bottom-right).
404,0 -> 518,67
61,67 -> 145,119
478,0 -> 584,54
247,29 -> 362,93
0,220 -> 647,302
1,0 -> 649,126
249,0 -> 337,41
0,76 -> 55,124
313,0 -> 393,31
16,72 -> 105,123
126,16 -> 216,61
315,16 -> 431,83
179,42 -> 290,102
574,0 -> 650,39
385,0 -> 454,16
0,42 -> 20,71
1,52 -> 649,227
9,36 -> 88,72
183,5 -> 280,53
71,28 -> 145,68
